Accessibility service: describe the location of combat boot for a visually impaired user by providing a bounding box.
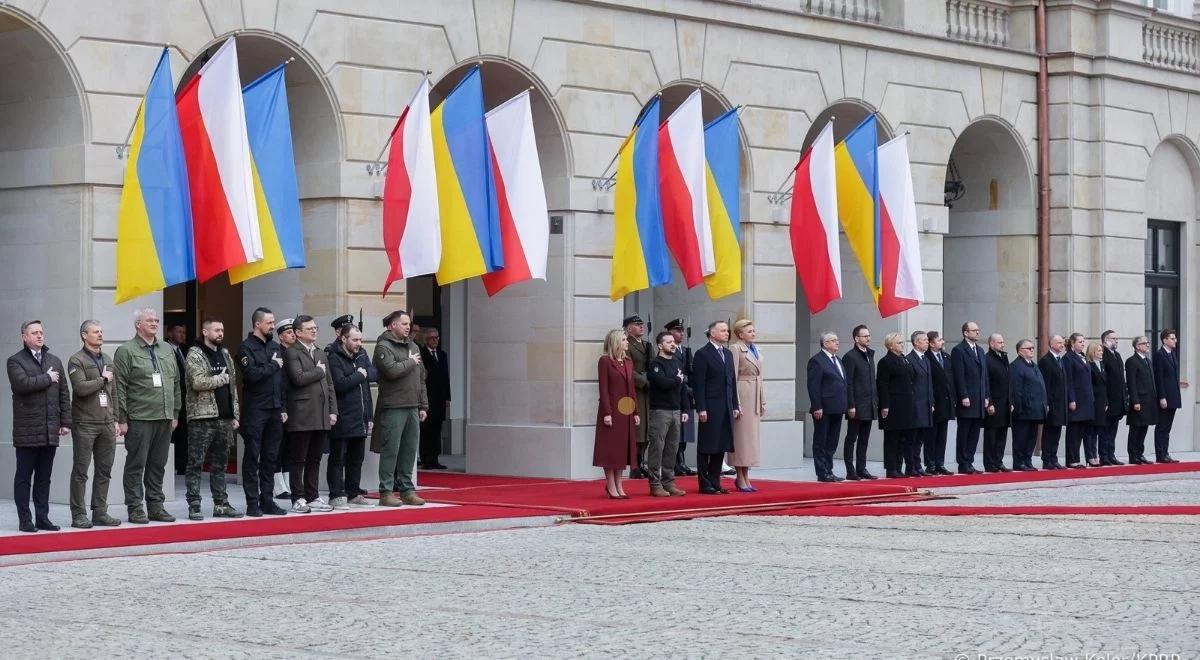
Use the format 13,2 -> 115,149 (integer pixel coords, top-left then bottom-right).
188,504 -> 203,521
379,493 -> 403,507
149,507 -> 177,523
92,511 -> 121,527
212,503 -> 244,518
71,513 -> 93,529
399,492 -> 425,506
128,507 -> 149,524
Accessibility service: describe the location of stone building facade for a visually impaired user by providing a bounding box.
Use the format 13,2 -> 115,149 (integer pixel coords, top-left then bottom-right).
0,0 -> 1195,487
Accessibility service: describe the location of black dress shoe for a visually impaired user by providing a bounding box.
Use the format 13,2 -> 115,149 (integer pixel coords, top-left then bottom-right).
699,487 -> 720,495
18,521 -> 37,533
681,466 -> 698,476
844,472 -> 861,481
1164,457 -> 1181,464
936,467 -> 954,475
721,467 -> 735,476
35,519 -> 60,532
717,487 -> 731,494
998,465 -> 1011,472
673,467 -> 686,477
427,463 -> 449,470
885,470 -> 904,479
629,467 -> 647,479
816,475 -> 833,483
858,471 -> 878,480
830,475 -> 844,482
912,469 -> 927,477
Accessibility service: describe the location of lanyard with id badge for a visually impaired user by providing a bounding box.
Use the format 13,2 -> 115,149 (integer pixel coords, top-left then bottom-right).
146,345 -> 164,388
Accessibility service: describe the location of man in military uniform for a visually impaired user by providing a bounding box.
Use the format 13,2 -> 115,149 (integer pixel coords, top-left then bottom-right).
664,319 -> 697,476
66,320 -> 122,528
623,315 -> 651,478
115,308 -> 182,524
237,307 -> 288,517
183,318 -> 243,521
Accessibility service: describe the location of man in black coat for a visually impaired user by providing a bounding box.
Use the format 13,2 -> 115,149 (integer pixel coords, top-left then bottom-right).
665,319 -> 697,476
419,326 -> 451,470
7,320 -> 71,533
1152,328 -> 1184,463
807,331 -> 848,482
166,322 -> 189,475
237,307 -> 289,517
691,320 -> 740,494
926,331 -> 955,475
1124,336 -> 1158,464
1009,339 -> 1047,471
1037,335 -> 1069,469
951,321 -> 990,473
1099,330 -> 1127,465
905,331 -> 934,477
877,334 -> 916,479
982,334 -> 1011,472
841,324 -> 877,480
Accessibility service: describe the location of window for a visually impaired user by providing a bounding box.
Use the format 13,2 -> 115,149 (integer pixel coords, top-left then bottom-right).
1145,220 -> 1181,351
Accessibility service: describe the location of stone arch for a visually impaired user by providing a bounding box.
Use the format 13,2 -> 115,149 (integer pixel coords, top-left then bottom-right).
943,115 -> 1036,347
1145,135 -> 1200,224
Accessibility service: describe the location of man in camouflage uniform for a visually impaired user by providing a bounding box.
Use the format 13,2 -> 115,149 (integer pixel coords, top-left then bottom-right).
183,318 -> 243,520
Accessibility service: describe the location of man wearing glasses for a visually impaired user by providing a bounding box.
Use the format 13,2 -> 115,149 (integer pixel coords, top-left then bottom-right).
283,315 -> 338,513
114,308 -> 182,524
1124,336 -> 1157,464
951,321 -> 990,474
1009,339 -> 1047,471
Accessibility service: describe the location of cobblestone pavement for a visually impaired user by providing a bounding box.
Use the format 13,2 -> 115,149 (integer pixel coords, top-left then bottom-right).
2,479 -> 1198,659
913,477 -> 1200,507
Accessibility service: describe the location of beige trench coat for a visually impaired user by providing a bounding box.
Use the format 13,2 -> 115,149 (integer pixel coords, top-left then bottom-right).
728,341 -> 764,467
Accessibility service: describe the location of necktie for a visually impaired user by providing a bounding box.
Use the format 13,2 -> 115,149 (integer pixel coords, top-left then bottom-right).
431,351 -> 438,364
33,351 -> 40,365
832,354 -> 842,378
718,347 -> 725,364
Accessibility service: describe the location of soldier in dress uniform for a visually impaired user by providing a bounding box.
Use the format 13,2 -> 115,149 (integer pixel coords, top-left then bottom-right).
664,319 -> 697,476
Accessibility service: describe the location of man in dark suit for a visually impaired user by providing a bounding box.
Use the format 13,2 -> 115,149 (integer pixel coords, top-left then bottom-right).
982,334 -> 1011,472
905,331 -> 934,477
1037,335 -> 1069,469
1009,339 -> 1047,471
624,315 -> 652,477
1125,336 -> 1158,464
665,319 -> 697,477
807,331 -> 848,482
166,322 -> 189,475
691,320 -> 740,494
926,331 -> 955,475
419,326 -> 451,470
1099,330 -> 1127,465
950,321 -> 990,473
1152,328 -> 1184,463
842,324 -> 877,480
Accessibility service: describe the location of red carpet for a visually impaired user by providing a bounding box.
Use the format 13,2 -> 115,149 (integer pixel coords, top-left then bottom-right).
874,461 -> 1199,489
762,504 -> 1200,517
416,471 -> 566,489
0,505 -> 552,558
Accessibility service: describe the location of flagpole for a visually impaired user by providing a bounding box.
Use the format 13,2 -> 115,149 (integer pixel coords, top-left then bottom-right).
367,71 -> 431,175
116,45 -> 172,159
591,93 -> 661,191
769,116 -> 834,204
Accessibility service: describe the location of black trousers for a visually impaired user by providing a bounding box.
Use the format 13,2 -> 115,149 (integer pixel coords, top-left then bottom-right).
14,445 -> 56,524
240,406 -> 282,505
904,429 -> 926,474
1041,425 -> 1063,467
882,430 -> 906,473
1100,416 -> 1121,461
327,436 -> 366,499
811,414 -> 842,479
1011,420 -> 1039,468
419,413 -> 445,466
1128,425 -> 1150,460
926,421 -> 949,469
982,426 -> 1008,470
171,417 -> 189,474
1066,422 -> 1089,464
1154,408 -> 1176,460
955,417 -> 982,470
697,452 -> 724,491
843,419 -> 872,475
288,430 -> 326,503
676,415 -> 694,467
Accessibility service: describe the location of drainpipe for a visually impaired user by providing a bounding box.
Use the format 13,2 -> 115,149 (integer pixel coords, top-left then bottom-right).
1036,0 -> 1051,350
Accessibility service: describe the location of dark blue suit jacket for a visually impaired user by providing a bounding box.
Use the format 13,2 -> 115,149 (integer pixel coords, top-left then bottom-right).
1010,357 -> 1047,421
806,351 -> 848,415
1154,347 -> 1182,409
951,340 -> 990,418
1064,351 -> 1094,422
906,350 -> 933,428
692,342 -> 738,454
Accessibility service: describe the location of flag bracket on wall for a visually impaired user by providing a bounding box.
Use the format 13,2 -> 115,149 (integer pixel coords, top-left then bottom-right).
592,92 -> 663,191
367,70 -> 433,175
116,43 -> 175,160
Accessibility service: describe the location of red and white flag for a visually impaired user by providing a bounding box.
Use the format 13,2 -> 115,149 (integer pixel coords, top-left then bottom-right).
481,91 -> 549,296
877,133 -> 923,317
790,121 -> 841,314
382,77 -> 440,295
658,90 -> 714,288
176,38 -> 262,282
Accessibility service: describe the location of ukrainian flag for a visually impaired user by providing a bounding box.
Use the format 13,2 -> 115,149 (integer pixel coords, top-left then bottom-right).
834,114 -> 880,298
115,49 -> 194,304
610,97 -> 671,301
702,108 -> 742,300
433,67 -> 503,285
229,63 -> 305,284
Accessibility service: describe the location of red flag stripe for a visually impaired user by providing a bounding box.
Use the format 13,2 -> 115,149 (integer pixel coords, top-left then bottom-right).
382,108 -> 413,294
481,141 -> 532,296
658,127 -> 705,287
791,155 -> 840,314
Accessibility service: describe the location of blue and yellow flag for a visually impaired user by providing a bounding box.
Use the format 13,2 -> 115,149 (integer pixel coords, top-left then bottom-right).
834,114 -> 880,297
702,108 -> 742,300
229,63 -> 305,284
610,97 -> 671,300
433,66 -> 503,285
115,49 -> 194,304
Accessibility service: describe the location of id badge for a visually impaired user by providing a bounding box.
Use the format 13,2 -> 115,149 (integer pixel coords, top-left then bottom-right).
98,392 -> 109,408
152,373 -> 163,388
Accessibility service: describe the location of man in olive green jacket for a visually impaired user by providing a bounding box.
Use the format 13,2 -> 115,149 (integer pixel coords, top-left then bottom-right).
114,308 -> 182,524
372,310 -> 428,507
66,320 -> 122,529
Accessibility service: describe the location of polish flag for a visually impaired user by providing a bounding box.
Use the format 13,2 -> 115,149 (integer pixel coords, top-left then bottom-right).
877,133 -> 923,317
790,121 -> 841,314
481,91 -> 549,296
176,38 -> 262,283
381,78 -> 440,295
658,90 -> 714,288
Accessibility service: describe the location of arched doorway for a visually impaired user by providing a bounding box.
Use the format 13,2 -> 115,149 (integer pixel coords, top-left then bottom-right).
422,59 -> 571,473
943,118 -> 1035,348
168,33 -> 342,356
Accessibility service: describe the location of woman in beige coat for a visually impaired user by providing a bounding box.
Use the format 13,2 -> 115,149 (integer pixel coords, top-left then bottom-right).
728,319 -> 764,492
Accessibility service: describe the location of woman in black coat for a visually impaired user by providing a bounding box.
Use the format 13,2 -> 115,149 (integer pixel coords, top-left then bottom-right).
324,324 -> 378,508
1085,343 -> 1108,468
876,333 -> 916,479
982,339 -> 1012,473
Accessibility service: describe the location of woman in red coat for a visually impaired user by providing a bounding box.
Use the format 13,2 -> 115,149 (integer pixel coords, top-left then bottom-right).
594,329 -> 640,498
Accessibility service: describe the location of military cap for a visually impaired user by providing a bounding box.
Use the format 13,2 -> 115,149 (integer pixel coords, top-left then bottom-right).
664,318 -> 685,331
331,314 -> 354,330
277,318 -> 295,333
622,314 -> 645,327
